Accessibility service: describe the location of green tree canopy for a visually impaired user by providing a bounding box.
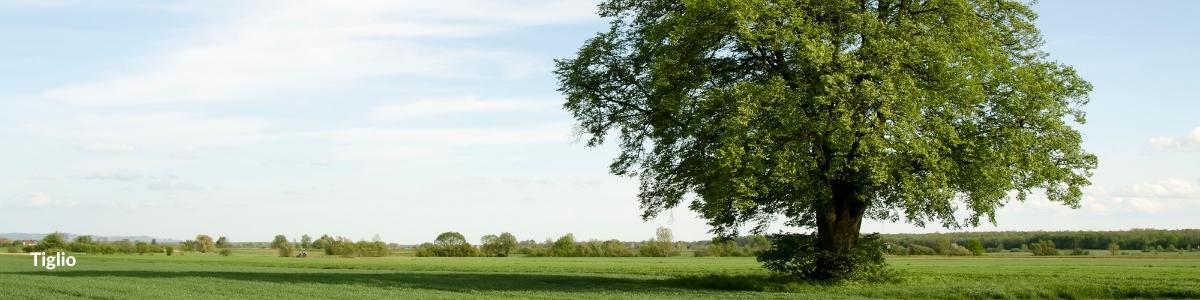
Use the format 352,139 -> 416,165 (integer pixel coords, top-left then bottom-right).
195,235 -> 215,253
271,235 -> 289,249
434,232 -> 468,247
556,0 -> 1094,279
40,232 -> 65,250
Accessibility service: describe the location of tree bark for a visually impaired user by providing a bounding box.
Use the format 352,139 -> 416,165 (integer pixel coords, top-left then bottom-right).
811,181 -> 868,279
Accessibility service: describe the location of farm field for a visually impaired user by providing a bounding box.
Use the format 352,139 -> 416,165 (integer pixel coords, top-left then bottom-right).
2,251 -> 1198,299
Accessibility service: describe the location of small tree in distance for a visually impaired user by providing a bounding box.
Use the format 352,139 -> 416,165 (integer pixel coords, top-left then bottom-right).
278,242 -> 296,257
1108,242 -> 1121,255
271,235 -> 288,249
967,239 -> 985,256
195,235 -> 215,253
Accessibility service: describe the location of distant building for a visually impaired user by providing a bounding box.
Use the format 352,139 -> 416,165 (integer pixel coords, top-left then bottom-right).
22,240 -> 38,247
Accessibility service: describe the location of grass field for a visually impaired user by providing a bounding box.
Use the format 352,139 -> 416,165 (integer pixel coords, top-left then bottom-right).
2,250 -> 1198,299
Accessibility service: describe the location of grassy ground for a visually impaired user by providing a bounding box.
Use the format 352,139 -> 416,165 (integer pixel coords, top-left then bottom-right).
1,251 -> 1198,299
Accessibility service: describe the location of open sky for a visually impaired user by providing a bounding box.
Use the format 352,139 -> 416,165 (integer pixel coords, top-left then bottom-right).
1,1 -> 1197,243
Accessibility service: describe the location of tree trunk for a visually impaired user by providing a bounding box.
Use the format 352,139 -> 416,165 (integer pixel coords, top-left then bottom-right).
811,182 -> 868,279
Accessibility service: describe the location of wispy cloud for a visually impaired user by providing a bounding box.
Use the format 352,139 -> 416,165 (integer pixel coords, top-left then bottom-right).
6,193 -> 77,208
24,112 -> 270,151
83,143 -> 137,154
41,0 -> 595,107
1149,127 -> 1200,152
368,96 -> 558,122
147,176 -> 207,191
68,170 -> 141,181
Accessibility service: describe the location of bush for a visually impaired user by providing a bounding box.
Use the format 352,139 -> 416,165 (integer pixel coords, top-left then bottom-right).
966,239 -> 985,256
1030,240 -> 1059,256
757,233 -> 888,282
695,240 -> 754,257
219,249 -> 233,256
480,233 -> 518,257
551,234 -> 578,257
355,241 -> 389,257
330,238 -> 359,257
6,246 -> 19,253
943,243 -> 973,256
909,244 -> 936,255
278,243 -> 296,257
414,232 -> 478,257
884,244 -> 909,256
1069,248 -> 1089,256
165,247 -> 174,256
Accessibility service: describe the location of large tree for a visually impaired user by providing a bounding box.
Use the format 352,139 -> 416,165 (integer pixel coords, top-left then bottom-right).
556,0 -> 1094,279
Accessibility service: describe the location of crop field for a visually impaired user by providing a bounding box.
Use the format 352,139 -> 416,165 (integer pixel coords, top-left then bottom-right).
2,251 -> 1198,299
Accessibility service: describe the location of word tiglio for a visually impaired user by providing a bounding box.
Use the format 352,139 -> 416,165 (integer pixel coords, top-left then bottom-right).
30,252 -> 77,270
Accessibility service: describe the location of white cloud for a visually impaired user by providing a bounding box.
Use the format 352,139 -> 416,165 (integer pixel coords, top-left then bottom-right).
68,170 -> 141,181
41,0 -> 596,106
83,143 -> 136,154
368,96 -> 558,122
25,112 -> 269,151
299,123 -> 571,145
310,123 -> 571,163
1093,179 -> 1200,213
147,176 -> 207,191
1120,179 -> 1200,199
1149,127 -> 1200,151
7,193 -> 76,208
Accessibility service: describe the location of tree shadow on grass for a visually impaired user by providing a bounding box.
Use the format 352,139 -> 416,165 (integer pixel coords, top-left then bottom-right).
16,270 -> 782,293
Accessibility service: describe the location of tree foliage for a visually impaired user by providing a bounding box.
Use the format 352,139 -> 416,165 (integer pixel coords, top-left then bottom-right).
270,235 -> 289,249
195,235 -> 215,253
556,0 -> 1093,280
416,232 -> 478,257
481,232 -> 519,257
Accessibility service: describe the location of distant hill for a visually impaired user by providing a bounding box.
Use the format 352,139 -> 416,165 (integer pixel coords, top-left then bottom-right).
0,232 -> 178,243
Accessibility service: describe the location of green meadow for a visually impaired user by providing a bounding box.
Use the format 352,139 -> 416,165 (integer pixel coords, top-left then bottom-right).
2,250 -> 1198,299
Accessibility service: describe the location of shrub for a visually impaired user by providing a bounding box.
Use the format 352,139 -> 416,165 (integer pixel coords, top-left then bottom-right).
909,244 -> 936,255
330,238 -> 359,257
1107,242 -> 1120,255
757,233 -> 888,282
638,241 -> 675,257
219,249 -> 233,256
1069,248 -> 1089,256
884,244 -> 909,256
195,235 -> 215,253
6,246 -> 19,253
114,240 -> 136,254
695,239 -> 753,257
136,241 -> 149,255
1030,240 -> 1059,256
278,243 -> 296,257
415,243 -> 437,257
943,243 -> 973,256
638,228 -> 679,257
480,233 -> 518,257
551,234 -> 578,257
355,241 -> 389,257
165,247 -> 174,256
966,239 -> 985,256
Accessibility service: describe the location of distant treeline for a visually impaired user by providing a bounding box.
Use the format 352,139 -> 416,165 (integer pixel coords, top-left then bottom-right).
878,229 -> 1200,250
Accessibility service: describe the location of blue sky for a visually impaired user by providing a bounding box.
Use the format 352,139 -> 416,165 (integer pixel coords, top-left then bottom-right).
1,1 -> 1197,243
